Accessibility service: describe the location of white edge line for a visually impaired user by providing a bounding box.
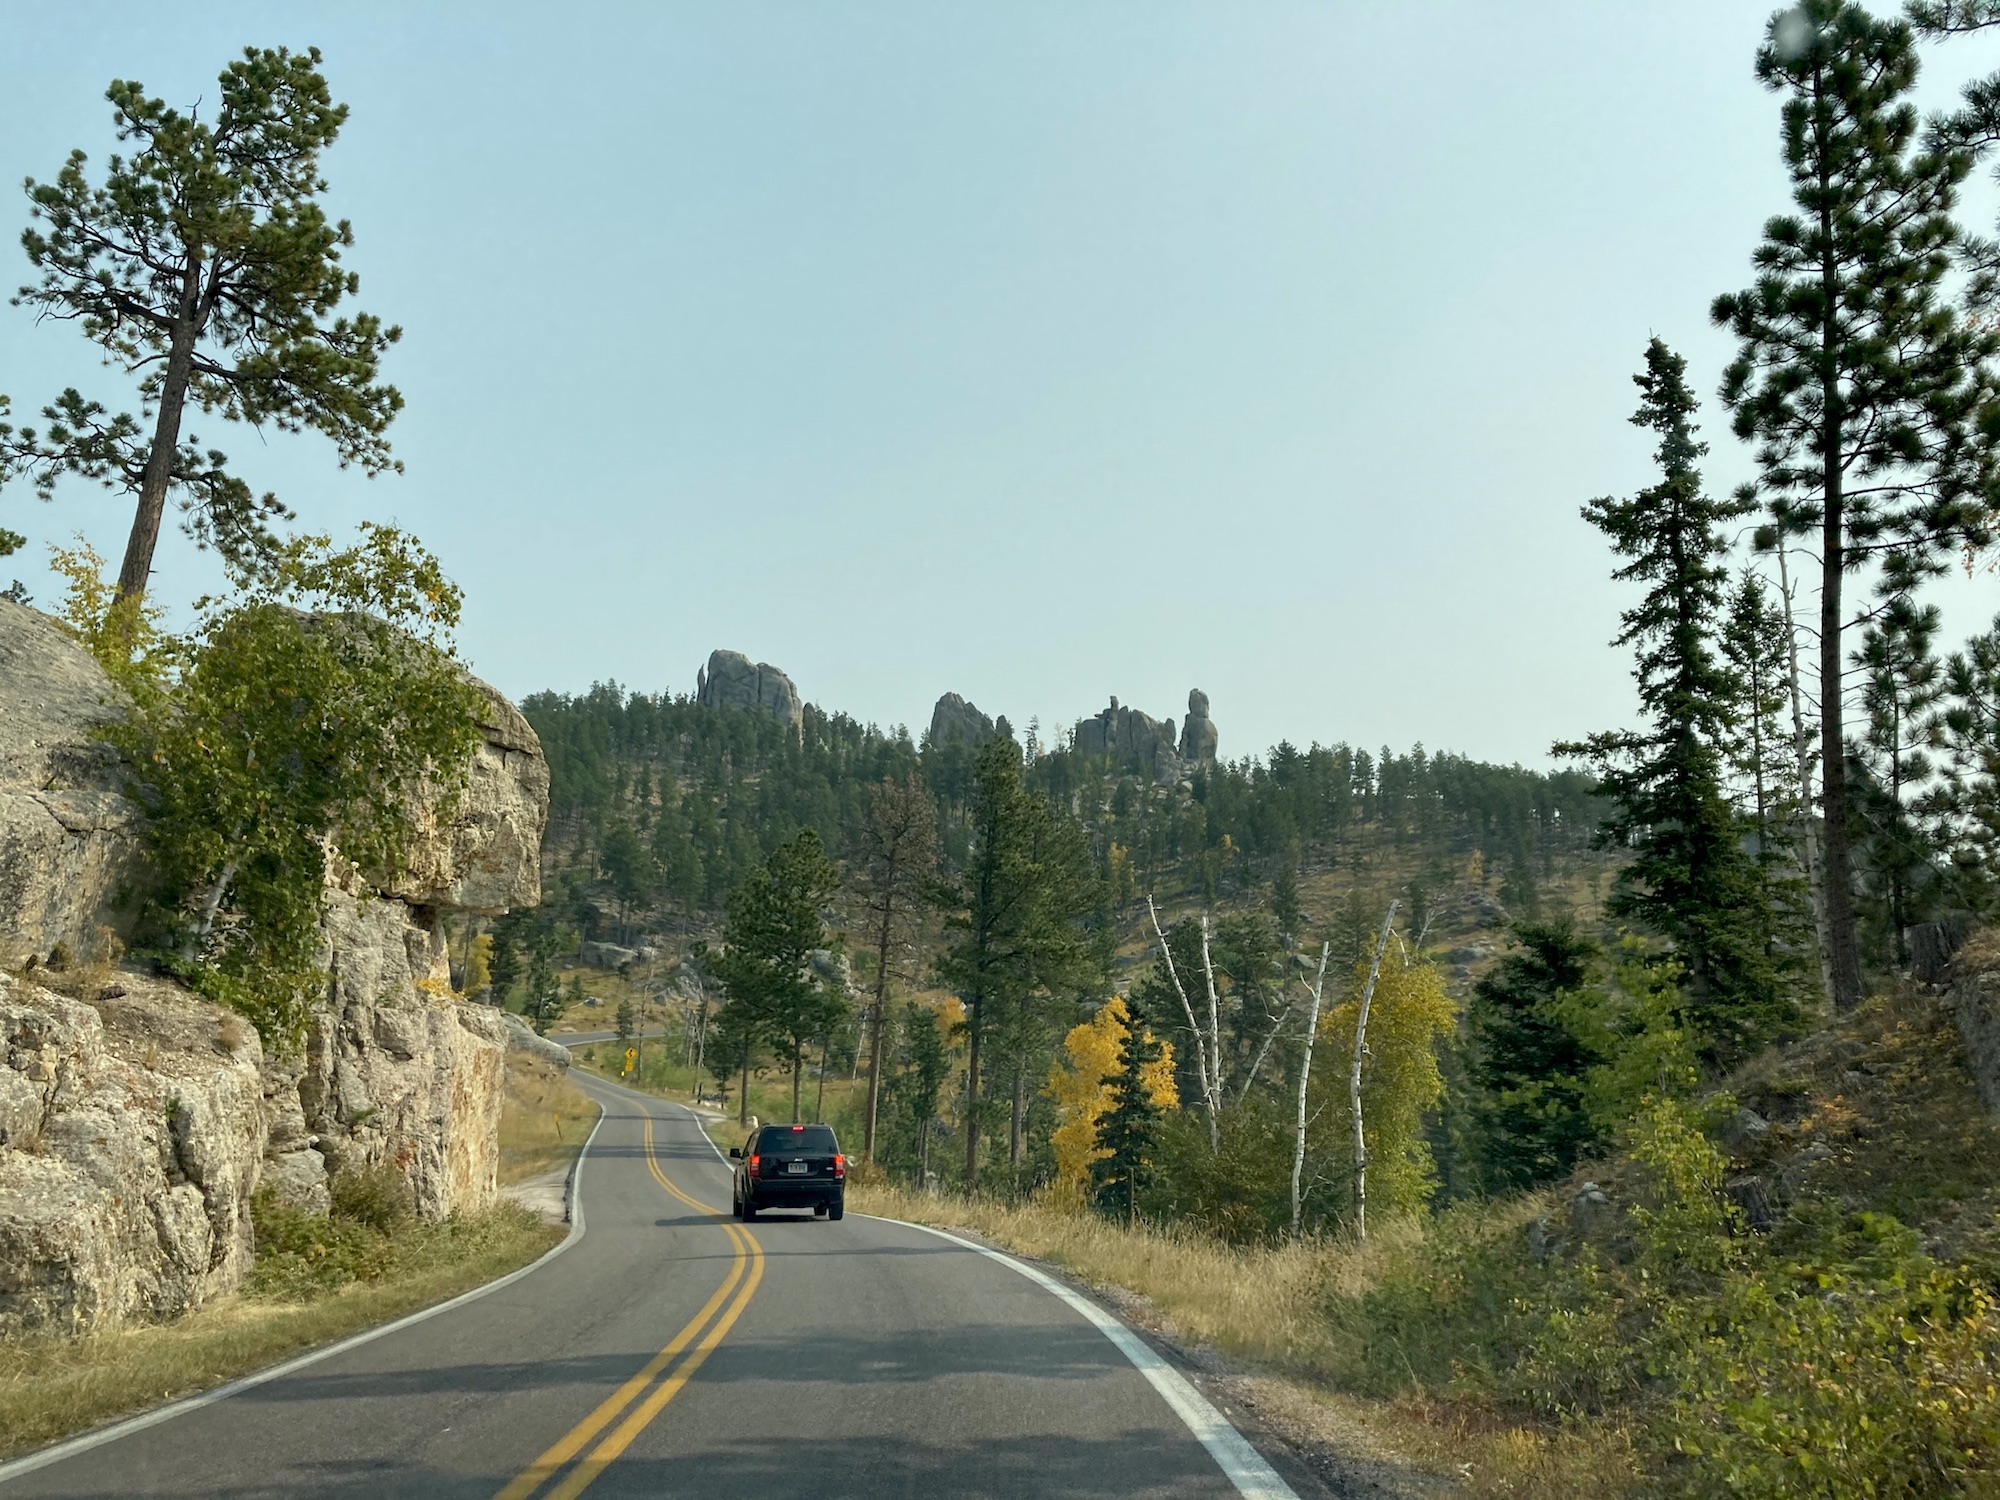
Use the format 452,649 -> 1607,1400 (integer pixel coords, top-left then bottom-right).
853,1213 -> 1300,1500
0,1104 -> 607,1488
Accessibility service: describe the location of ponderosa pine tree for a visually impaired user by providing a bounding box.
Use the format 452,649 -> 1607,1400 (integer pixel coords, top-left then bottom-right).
1713,0 -> 2000,1009
713,829 -> 844,1122
1558,339 -> 1792,1060
936,736 -> 1100,1188
857,773 -> 939,1162
2,47 -> 402,601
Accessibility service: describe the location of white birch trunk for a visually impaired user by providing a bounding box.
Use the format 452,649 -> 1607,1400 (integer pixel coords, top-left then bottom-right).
1149,896 -> 1219,1149
1350,900 -> 1399,1244
1290,941 -> 1332,1239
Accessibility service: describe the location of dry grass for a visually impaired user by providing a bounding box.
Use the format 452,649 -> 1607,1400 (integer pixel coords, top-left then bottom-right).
499,1056 -> 601,1185
848,1183 -> 1639,1499
0,1207 -> 561,1461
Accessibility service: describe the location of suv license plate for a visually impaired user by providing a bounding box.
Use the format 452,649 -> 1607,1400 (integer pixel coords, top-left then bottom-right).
786,1160 -> 808,1175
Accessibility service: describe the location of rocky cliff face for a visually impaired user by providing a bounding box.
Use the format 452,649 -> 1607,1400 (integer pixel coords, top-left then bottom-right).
0,599 -> 148,970
696,649 -> 804,735
0,971 -> 266,1334
0,601 -> 551,1332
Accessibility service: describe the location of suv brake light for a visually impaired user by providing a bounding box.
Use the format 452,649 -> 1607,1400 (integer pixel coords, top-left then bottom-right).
833,1153 -> 846,1180
747,1153 -> 761,1178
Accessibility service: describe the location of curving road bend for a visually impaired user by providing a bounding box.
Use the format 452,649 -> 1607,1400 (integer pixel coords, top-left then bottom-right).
0,1075 -> 1316,1499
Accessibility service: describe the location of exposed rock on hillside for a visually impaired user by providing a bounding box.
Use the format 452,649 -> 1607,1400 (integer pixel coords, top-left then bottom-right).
381,682 -> 549,913
0,599 -> 148,970
928,691 -> 997,749
0,971 -> 266,1334
1075,696 -> 1183,783
0,600 -> 552,1330
696,649 -> 803,735
1950,931 -> 2000,1114
1177,688 -> 1219,770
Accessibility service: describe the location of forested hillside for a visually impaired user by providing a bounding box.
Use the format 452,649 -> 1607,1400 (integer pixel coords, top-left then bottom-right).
519,681 -> 1604,931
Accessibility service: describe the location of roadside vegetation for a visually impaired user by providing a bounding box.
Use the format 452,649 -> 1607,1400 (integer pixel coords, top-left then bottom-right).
499,1054 -> 601,1186
485,10 -> 2000,1496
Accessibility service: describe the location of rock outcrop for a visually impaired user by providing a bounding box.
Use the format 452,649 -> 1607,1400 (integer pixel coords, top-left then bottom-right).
928,692 -> 996,749
1177,688 -> 1219,770
1074,696 -> 1183,783
696,649 -> 803,735
1949,932 -> 2000,1115
0,600 -> 552,1332
380,683 -> 549,914
0,971 -> 266,1334
0,599 -> 149,970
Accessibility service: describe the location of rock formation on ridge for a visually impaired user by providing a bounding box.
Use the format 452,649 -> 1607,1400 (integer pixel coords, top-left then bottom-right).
1178,688 -> 1219,769
696,649 -> 804,735
1074,696 -> 1183,783
928,691 -> 998,749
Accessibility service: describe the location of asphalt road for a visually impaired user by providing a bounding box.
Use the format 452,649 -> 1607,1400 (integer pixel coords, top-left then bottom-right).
0,1075 -> 1312,1499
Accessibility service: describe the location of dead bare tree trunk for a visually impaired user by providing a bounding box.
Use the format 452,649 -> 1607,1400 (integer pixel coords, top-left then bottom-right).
1350,900 -> 1399,1244
1290,941 -> 1332,1239
1776,541 -> 1835,1008
1149,896 -> 1220,1149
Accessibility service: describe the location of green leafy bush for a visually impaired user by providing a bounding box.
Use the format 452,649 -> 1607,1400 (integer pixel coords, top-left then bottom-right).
52,526 -> 482,1049
1320,1093 -> 2000,1495
250,1174 -> 540,1303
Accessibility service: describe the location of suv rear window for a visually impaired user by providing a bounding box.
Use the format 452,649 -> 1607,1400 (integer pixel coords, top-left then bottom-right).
756,1125 -> 837,1154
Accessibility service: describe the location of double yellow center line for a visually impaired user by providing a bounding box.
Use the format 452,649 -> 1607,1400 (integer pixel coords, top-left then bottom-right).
495,1112 -> 764,1500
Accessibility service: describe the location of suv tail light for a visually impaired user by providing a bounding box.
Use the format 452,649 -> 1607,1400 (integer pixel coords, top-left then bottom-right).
747,1154 -> 761,1178
832,1153 -> 846,1180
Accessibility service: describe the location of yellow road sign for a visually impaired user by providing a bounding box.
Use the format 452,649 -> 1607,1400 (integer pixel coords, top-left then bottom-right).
623,1047 -> 638,1076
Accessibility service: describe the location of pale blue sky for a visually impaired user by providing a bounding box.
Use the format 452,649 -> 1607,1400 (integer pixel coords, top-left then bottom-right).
3,4 -> 1995,765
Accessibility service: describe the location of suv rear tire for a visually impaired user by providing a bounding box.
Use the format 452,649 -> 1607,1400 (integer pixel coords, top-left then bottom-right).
828,1198 -> 844,1222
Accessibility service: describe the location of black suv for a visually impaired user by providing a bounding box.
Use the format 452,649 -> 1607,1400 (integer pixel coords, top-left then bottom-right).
729,1123 -> 846,1220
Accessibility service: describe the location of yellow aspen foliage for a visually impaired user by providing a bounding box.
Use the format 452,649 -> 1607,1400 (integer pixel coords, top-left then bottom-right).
1310,955 -> 1458,1220
464,932 -> 493,997
1107,843 -> 1137,907
1046,997 -> 1177,1206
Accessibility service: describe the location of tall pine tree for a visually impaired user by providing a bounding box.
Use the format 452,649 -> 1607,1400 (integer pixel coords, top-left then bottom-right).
1558,339 -> 1792,1062
1714,0 -> 2000,1009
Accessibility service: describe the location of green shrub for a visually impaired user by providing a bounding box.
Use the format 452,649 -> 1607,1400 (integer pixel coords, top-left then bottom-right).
328,1164 -> 415,1235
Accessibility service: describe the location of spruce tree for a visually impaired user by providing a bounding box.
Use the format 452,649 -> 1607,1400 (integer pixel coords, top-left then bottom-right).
1850,597 -> 1948,961
1091,997 -> 1165,1225
1937,612 -> 2000,901
1722,569 -> 1816,962
1558,338 -> 1792,1061
1713,0 -> 2000,1008
1468,921 -> 1604,1191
